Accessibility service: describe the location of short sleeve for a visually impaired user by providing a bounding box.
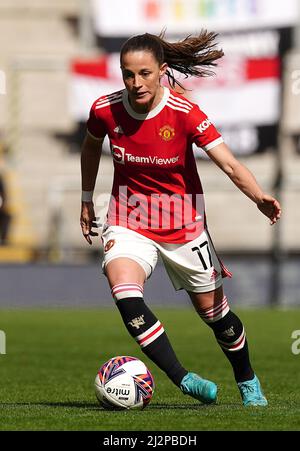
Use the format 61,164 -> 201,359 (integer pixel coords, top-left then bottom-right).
86,102 -> 107,139
188,105 -> 223,151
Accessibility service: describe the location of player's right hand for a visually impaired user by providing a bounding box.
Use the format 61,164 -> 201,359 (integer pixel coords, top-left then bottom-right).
80,201 -> 99,245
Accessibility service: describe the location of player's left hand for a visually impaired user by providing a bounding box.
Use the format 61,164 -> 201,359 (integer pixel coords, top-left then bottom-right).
257,194 -> 282,225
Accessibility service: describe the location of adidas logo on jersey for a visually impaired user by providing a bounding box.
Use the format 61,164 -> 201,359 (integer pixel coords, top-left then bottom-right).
197,119 -> 212,134
114,125 -> 124,134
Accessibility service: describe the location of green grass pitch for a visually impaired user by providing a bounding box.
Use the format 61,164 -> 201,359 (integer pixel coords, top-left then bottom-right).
0,307 -> 299,431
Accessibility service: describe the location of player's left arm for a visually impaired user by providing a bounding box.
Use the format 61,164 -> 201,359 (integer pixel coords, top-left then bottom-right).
206,142 -> 282,225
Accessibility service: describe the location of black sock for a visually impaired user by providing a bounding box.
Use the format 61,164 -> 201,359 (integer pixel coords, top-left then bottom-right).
208,310 -> 254,383
116,297 -> 188,386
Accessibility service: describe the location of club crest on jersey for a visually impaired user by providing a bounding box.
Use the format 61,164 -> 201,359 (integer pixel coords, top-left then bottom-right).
104,239 -> 115,252
159,125 -> 175,142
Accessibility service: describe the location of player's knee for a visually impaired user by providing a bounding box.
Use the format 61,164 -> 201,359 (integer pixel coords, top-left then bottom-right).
197,294 -> 229,323
105,258 -> 146,287
189,285 -> 224,312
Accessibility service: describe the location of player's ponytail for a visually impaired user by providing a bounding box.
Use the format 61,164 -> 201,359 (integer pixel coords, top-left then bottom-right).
159,30 -> 224,89
120,30 -> 224,89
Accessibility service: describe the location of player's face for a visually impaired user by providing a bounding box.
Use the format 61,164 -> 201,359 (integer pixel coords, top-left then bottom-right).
121,50 -> 167,113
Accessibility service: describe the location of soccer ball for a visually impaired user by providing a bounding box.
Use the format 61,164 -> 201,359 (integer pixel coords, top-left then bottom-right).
94,356 -> 155,410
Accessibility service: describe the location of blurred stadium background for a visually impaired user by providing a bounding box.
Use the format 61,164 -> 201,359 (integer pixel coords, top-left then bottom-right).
0,0 -> 299,308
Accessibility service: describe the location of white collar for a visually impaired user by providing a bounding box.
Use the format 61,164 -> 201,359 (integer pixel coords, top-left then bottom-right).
122,86 -> 169,120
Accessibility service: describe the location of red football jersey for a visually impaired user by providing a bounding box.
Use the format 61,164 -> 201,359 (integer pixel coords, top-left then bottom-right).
87,87 -> 223,243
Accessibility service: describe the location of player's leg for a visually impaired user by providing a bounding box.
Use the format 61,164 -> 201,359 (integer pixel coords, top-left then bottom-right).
189,285 -> 254,383
105,257 -> 188,388
101,226 -> 218,403
158,229 -> 267,406
106,258 -> 217,404
188,287 -> 268,406
101,225 -> 191,391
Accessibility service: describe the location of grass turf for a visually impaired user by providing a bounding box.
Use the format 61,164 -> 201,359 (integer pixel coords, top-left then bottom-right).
0,307 -> 299,431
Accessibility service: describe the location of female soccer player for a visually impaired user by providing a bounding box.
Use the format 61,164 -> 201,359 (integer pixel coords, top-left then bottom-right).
80,31 -> 281,406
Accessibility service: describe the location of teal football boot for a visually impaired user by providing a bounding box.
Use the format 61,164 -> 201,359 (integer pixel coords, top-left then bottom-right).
238,375 -> 268,406
180,372 -> 217,404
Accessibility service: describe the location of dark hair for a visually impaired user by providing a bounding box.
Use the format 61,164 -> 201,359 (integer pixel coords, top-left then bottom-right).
120,30 -> 224,89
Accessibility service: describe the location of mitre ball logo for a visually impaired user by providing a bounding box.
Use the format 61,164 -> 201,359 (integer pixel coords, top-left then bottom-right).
159,125 -> 175,142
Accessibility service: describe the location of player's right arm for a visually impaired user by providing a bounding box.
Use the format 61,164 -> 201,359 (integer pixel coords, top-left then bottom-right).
80,132 -> 104,244
80,97 -> 108,244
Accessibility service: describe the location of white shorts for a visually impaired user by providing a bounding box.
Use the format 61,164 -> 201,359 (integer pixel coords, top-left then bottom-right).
101,224 -> 223,294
